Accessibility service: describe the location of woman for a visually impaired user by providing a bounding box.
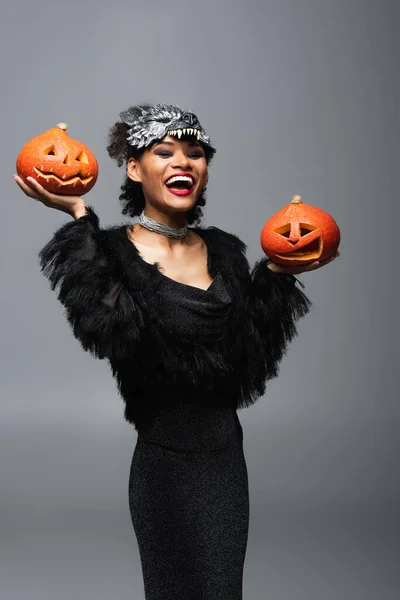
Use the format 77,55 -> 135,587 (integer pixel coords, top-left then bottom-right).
14,103 -> 338,600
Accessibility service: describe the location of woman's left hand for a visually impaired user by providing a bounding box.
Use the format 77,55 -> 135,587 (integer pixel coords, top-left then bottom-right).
266,251 -> 340,275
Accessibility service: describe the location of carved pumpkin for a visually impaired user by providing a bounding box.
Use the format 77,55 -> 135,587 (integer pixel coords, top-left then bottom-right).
16,123 -> 98,195
260,195 -> 341,266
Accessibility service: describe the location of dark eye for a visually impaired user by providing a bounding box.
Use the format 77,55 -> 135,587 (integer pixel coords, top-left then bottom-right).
188,152 -> 204,159
155,151 -> 172,157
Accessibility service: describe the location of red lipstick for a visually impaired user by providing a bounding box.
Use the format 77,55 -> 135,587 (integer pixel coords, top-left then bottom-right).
167,188 -> 193,196
164,172 -> 195,197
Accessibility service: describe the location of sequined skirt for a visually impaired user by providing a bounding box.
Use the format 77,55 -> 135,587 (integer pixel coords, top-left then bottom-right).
129,403 -> 249,600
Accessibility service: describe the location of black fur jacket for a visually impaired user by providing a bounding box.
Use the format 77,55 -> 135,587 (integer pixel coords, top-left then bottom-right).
39,207 -> 312,430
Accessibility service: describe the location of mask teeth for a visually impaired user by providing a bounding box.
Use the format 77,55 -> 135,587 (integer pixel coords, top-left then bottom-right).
168,128 -> 202,141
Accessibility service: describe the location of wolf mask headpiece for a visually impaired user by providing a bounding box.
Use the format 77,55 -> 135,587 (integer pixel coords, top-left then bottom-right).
119,103 -> 216,152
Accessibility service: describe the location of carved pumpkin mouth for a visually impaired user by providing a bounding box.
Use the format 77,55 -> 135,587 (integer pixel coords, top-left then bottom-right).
275,237 -> 322,260
33,166 -> 94,187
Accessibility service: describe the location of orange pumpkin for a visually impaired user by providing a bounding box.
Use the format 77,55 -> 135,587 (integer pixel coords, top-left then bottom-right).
16,123 -> 98,195
260,195 -> 341,266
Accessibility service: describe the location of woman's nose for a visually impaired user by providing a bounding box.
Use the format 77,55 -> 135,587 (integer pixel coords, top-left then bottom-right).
172,152 -> 191,168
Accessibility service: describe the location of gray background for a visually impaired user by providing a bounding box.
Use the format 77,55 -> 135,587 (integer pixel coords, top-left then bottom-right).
1,0 -> 398,598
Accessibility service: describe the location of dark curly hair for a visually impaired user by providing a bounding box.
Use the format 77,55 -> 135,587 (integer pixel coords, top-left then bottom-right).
106,104 -> 216,225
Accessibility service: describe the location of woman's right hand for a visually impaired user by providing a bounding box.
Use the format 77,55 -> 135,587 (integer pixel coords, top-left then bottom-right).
13,174 -> 88,220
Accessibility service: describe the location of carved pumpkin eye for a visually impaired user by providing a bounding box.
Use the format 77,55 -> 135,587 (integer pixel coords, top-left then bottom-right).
76,151 -> 89,164
44,145 -> 57,156
273,224 -> 290,236
300,224 -> 317,236
273,223 -> 318,237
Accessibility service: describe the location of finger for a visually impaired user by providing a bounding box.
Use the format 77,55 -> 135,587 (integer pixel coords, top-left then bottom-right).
270,264 -> 303,275
13,174 -> 40,198
24,176 -> 59,206
305,261 -> 324,272
25,176 -> 49,196
321,255 -> 337,265
307,261 -> 320,270
326,251 -> 340,261
314,255 -> 337,269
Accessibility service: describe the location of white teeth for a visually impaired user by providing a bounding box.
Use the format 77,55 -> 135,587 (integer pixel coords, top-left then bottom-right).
177,129 -> 182,138
183,128 -> 186,135
165,175 -> 194,186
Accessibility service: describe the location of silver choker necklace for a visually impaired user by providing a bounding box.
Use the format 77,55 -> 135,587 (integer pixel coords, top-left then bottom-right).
138,211 -> 188,239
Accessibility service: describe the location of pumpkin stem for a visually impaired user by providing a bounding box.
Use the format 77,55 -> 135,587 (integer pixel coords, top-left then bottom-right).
56,123 -> 68,131
291,195 -> 303,204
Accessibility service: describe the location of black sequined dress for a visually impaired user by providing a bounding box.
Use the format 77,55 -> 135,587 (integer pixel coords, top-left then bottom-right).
129,271 -> 248,600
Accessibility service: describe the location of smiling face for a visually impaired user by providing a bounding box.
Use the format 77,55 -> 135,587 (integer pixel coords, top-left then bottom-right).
127,135 -> 209,221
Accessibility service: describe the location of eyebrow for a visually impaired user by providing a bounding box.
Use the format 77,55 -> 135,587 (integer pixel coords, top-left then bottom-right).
154,140 -> 202,148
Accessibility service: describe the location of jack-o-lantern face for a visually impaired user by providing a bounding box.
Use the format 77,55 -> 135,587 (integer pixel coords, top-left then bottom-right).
260,195 -> 340,266
16,123 -> 98,196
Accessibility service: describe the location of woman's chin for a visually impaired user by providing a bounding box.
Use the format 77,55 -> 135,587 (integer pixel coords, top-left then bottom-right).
163,191 -> 197,209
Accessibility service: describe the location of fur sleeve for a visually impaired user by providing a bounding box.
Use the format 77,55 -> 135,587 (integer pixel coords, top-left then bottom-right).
194,226 -> 312,405
247,257 -> 312,381
38,206 -> 144,360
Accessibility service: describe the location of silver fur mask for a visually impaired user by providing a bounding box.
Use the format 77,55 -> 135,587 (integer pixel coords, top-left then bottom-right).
119,103 -> 216,151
